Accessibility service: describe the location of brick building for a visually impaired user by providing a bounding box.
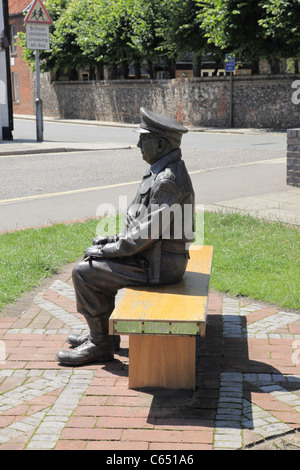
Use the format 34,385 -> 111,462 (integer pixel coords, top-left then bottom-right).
9,0 -> 34,114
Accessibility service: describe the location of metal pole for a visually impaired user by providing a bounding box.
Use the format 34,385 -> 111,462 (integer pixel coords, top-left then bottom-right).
229,71 -> 233,128
35,49 -> 43,142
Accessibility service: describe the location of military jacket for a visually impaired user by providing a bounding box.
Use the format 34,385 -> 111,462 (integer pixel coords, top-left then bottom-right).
101,149 -> 195,283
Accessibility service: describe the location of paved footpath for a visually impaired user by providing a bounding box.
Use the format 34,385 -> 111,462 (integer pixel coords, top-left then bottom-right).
0,263 -> 300,451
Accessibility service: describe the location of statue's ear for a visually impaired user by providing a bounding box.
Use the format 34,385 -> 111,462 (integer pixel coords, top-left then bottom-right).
157,137 -> 166,153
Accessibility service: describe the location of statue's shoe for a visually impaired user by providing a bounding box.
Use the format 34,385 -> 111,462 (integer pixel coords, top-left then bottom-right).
56,339 -> 114,366
67,333 -> 89,346
67,333 -> 120,351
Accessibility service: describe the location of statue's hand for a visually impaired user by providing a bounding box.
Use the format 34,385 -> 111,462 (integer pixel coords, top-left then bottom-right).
83,246 -> 104,260
92,235 -> 108,245
92,235 -> 117,245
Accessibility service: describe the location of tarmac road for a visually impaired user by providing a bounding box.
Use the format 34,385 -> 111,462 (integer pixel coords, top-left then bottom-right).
0,117 -> 289,231
0,119 -> 300,451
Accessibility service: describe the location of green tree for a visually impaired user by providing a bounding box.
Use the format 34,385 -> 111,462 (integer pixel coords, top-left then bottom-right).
19,0 -> 83,75
155,0 -> 211,77
128,0 -> 165,77
258,0 -> 300,64
20,0 -> 216,78
197,0 -> 298,72
20,0 -> 156,78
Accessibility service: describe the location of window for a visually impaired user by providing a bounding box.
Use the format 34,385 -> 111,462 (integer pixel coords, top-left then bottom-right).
10,24 -> 16,55
12,72 -> 19,102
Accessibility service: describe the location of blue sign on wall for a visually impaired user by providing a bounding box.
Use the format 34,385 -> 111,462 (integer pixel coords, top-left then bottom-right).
225,54 -> 235,72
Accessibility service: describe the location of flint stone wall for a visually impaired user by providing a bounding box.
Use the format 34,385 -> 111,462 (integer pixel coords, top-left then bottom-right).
37,73 -> 300,129
287,129 -> 300,187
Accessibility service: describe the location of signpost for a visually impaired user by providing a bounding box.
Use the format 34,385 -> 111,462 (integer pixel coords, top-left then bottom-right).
225,54 -> 235,128
225,53 -> 235,73
24,0 -> 52,142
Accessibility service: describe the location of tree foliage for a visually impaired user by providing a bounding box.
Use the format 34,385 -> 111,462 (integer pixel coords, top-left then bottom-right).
197,0 -> 300,65
18,0 -> 300,76
258,0 -> 300,58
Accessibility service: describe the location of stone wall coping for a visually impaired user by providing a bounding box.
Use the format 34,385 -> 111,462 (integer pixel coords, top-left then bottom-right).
50,73 -> 300,87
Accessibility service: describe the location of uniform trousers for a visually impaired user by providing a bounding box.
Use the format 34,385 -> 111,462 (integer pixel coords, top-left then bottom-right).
72,253 -> 188,332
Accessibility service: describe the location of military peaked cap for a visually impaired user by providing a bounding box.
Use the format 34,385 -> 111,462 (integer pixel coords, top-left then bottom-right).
134,107 -> 188,141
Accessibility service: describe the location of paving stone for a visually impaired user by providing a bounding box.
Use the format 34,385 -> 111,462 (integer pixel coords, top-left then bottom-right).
1,278 -> 300,450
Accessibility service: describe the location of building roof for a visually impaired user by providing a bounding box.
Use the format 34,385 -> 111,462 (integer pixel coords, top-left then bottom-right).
8,0 -> 31,16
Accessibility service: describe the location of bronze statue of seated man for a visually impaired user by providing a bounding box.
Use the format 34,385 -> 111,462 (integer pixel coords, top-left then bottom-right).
56,107 -> 195,366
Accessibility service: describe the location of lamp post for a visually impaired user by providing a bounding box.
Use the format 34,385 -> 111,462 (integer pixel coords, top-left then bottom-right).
225,53 -> 235,129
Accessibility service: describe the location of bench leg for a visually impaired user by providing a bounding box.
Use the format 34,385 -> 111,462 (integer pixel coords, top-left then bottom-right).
128,335 -> 196,390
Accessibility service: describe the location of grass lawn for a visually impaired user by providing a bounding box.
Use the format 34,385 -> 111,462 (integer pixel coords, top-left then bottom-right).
0,212 -> 299,313
198,212 -> 299,311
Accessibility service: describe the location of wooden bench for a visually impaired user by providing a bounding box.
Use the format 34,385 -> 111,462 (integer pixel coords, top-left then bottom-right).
109,245 -> 213,390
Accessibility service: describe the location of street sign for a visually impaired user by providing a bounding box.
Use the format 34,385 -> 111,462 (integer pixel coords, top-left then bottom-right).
26,23 -> 50,50
24,0 -> 52,142
225,53 -> 235,72
24,0 -> 52,25
25,0 -> 52,50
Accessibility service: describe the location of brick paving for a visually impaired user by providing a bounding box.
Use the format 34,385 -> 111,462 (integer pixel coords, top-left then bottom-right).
0,263 -> 300,450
